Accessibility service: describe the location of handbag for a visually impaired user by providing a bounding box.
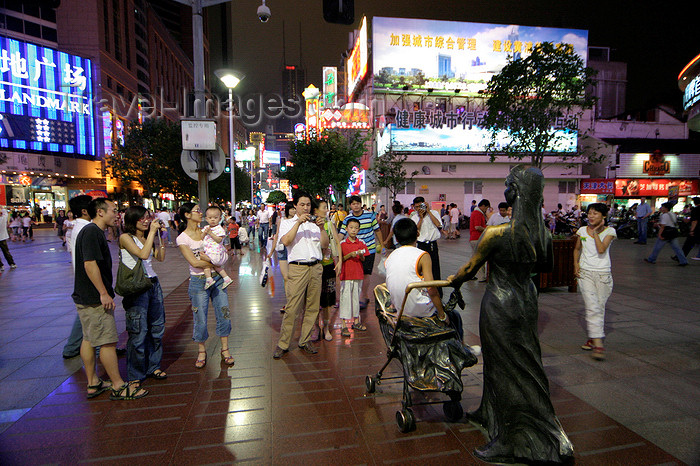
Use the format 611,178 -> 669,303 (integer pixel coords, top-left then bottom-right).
115,247 -> 152,297
661,227 -> 679,241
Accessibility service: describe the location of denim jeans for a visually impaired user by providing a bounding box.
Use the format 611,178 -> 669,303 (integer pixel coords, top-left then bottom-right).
648,237 -> 688,265
63,315 -> 84,357
123,278 -> 166,381
188,274 -> 231,342
637,217 -> 648,243
259,223 -> 269,244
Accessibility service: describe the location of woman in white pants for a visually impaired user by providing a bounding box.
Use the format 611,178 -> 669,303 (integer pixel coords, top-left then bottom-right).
573,203 -> 616,361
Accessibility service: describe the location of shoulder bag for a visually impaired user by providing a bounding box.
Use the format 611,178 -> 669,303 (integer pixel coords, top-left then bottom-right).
115,240 -> 153,297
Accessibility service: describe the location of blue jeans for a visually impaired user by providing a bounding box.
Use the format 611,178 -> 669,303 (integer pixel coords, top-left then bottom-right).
637,217 -> 648,243
123,278 -> 166,381
648,237 -> 688,265
63,315 -> 84,357
259,223 -> 269,244
188,274 -> 231,342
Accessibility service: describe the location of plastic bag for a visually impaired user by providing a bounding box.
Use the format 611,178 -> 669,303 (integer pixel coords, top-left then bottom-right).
260,259 -> 270,287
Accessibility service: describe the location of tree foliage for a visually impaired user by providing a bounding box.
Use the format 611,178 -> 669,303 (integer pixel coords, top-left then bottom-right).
285,130 -> 368,199
209,165 -> 252,205
483,42 -> 597,168
369,144 -> 418,201
265,190 -> 288,205
108,119 -> 195,200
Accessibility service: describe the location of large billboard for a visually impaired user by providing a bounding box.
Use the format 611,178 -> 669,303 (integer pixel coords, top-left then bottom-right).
347,16 -> 368,100
372,17 -> 588,94
0,37 -> 95,158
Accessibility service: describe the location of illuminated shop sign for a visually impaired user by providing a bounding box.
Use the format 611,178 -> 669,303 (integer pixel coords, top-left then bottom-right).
390,122 -> 577,153
319,105 -> 371,130
683,74 -> 700,111
615,179 -> 698,197
346,166 -> 366,196
642,150 -> 670,176
322,67 -> 337,108
373,17 -> 588,94
0,37 -> 95,157
347,16 -> 368,99
580,179 -> 615,194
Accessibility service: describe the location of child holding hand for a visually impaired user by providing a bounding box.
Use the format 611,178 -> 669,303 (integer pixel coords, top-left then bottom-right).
339,218 -> 369,337
201,206 -> 233,290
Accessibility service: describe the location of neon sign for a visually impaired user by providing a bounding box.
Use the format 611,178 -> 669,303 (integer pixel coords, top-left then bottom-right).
0,37 -> 95,157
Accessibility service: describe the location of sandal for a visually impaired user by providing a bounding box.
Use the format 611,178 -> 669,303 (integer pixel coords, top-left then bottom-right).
148,369 -> 167,380
352,323 -> 367,331
110,382 -> 148,400
220,348 -> 235,366
324,326 -> 333,341
581,339 -> 594,351
341,327 -> 351,337
195,351 -> 207,369
86,378 -> 112,399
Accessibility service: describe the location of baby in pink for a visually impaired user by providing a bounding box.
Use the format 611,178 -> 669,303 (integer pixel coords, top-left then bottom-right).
201,206 -> 233,290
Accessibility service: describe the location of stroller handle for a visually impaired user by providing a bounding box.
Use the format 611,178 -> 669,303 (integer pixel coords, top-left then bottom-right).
397,280 -> 453,326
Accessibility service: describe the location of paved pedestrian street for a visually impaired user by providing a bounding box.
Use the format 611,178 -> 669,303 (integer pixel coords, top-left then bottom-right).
0,229 -> 697,464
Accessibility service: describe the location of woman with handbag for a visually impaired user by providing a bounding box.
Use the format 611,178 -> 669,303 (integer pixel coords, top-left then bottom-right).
176,202 -> 234,368
118,206 -> 168,383
644,202 -> 688,266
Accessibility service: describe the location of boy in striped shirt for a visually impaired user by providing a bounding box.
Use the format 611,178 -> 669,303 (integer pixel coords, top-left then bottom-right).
339,195 -> 384,309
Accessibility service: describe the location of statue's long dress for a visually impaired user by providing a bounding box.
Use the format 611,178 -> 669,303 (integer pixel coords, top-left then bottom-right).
472,227 -> 573,463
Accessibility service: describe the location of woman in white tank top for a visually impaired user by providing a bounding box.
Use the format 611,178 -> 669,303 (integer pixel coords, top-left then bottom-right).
119,206 -> 168,384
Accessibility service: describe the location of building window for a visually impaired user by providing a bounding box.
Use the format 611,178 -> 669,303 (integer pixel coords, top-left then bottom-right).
112,0 -> 122,62
42,26 -> 57,42
103,0 -> 110,53
464,180 -> 483,194
24,21 -> 41,38
558,181 -> 577,194
441,164 -> 456,173
405,182 -> 415,195
123,0 -> 131,69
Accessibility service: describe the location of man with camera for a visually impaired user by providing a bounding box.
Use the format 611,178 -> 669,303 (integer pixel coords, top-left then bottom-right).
410,197 -> 443,296
273,191 -> 329,359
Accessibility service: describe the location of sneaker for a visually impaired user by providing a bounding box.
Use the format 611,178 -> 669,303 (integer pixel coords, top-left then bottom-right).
299,342 -> 318,354
671,255 -> 679,262
272,346 -> 287,359
591,346 -> 606,361
204,278 -> 215,290
678,263 -> 688,267
581,339 -> 594,351
643,258 -> 655,264
220,276 -> 233,290
10,264 -> 16,269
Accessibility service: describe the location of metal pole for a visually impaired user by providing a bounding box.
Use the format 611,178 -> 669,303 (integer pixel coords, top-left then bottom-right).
228,87 -> 235,214
250,161 -> 254,206
193,0 -> 209,213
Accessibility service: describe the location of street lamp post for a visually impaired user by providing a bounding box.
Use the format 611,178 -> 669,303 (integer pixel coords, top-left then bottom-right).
215,69 -> 242,215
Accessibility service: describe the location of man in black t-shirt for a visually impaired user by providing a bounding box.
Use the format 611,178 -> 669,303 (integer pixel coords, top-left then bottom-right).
74,198 -> 147,400
680,197 -> 700,260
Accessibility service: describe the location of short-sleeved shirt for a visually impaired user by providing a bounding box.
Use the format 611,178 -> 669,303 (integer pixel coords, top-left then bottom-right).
469,209 -> 486,241
636,203 -> 651,219
410,210 -> 442,242
177,231 -> 205,275
228,222 -> 239,238
72,223 -> 114,305
340,211 -> 379,252
450,208 -> 459,224
577,226 -> 616,272
279,216 -> 323,262
659,212 -> 678,228
340,237 -> 368,280
487,213 -> 509,226
258,210 -> 270,223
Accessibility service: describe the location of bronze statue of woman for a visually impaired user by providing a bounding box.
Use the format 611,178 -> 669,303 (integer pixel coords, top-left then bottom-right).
448,166 -> 573,463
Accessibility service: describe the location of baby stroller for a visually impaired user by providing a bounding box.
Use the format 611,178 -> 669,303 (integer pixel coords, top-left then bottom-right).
366,280 -> 478,432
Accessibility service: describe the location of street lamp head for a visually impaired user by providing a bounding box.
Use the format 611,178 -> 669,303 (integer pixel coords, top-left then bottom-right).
215,69 -> 244,89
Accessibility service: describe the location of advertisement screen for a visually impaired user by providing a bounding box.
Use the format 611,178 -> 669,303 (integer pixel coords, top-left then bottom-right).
346,16 -> 368,99
614,179 -> 698,197
346,166 -> 366,196
262,150 -> 280,165
0,37 -> 95,158
373,17 -> 588,95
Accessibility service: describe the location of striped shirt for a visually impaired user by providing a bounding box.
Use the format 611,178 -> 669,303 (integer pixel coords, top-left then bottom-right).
340,210 -> 380,252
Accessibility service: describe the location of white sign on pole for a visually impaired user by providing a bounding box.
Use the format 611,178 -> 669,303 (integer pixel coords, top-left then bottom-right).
181,144 -> 226,181
181,119 -> 217,150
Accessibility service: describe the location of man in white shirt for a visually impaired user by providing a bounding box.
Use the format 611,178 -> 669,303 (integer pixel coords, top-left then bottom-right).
410,196 -> 443,296
0,208 -> 17,270
487,202 -> 510,226
257,204 -> 271,244
63,195 -> 96,358
273,192 -> 329,359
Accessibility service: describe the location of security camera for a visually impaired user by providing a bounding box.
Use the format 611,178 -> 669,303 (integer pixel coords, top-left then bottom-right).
257,1 -> 270,22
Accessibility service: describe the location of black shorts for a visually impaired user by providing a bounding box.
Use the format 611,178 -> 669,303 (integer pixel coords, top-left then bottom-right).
363,253 -> 375,275
320,263 -> 337,308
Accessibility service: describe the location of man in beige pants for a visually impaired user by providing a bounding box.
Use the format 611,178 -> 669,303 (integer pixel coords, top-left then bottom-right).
273,191 -> 329,359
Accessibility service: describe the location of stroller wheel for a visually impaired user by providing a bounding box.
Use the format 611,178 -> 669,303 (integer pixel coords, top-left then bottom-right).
443,400 -> 463,423
396,408 -> 416,433
365,375 -> 376,393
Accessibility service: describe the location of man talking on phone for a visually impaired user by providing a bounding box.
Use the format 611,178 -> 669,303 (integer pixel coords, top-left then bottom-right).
410,197 -> 443,297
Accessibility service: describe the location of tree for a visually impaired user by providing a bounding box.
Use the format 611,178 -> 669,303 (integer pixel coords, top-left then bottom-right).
285,130 -> 368,199
208,165 -> 252,205
369,145 -> 419,201
483,42 -> 598,168
265,190 -> 288,205
108,119 -> 195,201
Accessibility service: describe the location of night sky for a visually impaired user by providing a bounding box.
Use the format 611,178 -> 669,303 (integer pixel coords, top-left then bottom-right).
224,0 -> 698,115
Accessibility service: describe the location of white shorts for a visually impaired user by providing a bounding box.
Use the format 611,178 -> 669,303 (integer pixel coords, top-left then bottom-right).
339,279 -> 362,320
